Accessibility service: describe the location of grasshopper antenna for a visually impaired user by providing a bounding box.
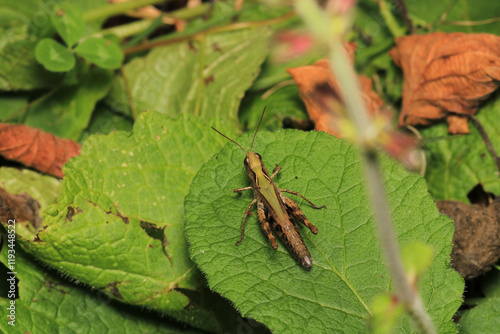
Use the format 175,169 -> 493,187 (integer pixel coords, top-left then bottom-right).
211,127 -> 247,154
251,106 -> 266,151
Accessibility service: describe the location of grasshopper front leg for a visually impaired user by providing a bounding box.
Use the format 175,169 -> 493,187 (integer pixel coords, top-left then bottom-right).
235,199 -> 256,246
271,165 -> 282,179
234,186 -> 252,193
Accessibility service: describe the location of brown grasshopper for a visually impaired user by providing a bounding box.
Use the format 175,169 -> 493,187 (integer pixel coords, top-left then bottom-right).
211,109 -> 326,269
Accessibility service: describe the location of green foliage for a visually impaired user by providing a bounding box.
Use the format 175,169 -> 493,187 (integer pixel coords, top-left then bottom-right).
51,4 -> 85,47
17,111 -> 245,332
368,294 -> 405,334
106,28 -> 271,132
80,104 -> 134,141
33,2 -> 123,73
406,0 -> 500,34
184,130 -> 464,333
74,38 -> 123,69
0,94 -> 27,121
0,0 -> 107,90
239,84 -> 308,132
459,298 -> 500,333
0,168 -> 61,210
0,247 -> 205,334
24,67 -> 113,140
422,96 -> 500,202
401,241 -> 435,278
35,38 -> 76,72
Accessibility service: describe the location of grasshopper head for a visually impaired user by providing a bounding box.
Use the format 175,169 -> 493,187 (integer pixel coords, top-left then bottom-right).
245,151 -> 262,170
244,151 -> 264,182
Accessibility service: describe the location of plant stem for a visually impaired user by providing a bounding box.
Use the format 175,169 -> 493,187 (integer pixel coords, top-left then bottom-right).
296,0 -> 437,332
467,114 -> 500,171
87,3 -> 209,40
83,0 -> 170,22
123,10 -> 295,54
328,28 -> 438,334
91,19 -> 156,39
376,0 -> 406,37
363,150 -> 436,334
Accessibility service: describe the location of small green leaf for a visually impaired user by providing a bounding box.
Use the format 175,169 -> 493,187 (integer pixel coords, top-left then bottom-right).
74,37 -> 123,69
184,130 -> 464,333
368,294 -> 405,334
51,5 -> 85,47
401,241 -> 435,279
35,38 -> 75,72
459,297 -> 500,333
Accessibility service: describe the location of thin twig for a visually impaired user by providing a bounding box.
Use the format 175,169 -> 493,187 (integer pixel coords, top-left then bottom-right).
4,81 -> 64,123
364,150 -> 435,334
392,0 -> 415,33
123,10 -> 296,54
443,17 -> 500,26
295,1 -> 437,332
467,114 -> 500,171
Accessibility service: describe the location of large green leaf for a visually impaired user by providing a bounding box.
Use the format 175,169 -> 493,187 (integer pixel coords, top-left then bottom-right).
24,66 -> 112,140
0,247 -> 205,334
421,96 -> 500,202
184,130 -> 464,333
17,111 -> 253,332
106,27 -> 271,133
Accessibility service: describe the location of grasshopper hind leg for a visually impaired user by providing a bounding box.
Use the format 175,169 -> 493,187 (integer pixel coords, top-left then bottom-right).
281,195 -> 320,234
256,202 -> 278,250
235,199 -> 278,250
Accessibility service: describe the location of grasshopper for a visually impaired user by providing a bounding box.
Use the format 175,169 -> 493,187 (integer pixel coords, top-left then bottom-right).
211,109 -> 326,269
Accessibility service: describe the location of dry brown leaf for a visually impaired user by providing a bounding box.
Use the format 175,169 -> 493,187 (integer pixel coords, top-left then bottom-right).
287,43 -> 383,137
0,124 -> 81,178
0,188 -> 42,230
390,32 -> 500,134
438,199 -> 500,279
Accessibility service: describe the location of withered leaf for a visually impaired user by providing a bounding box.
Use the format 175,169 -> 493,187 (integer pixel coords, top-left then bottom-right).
390,32 -> 500,134
287,43 -> 383,137
438,200 -> 500,279
0,124 -> 81,178
0,188 -> 42,229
